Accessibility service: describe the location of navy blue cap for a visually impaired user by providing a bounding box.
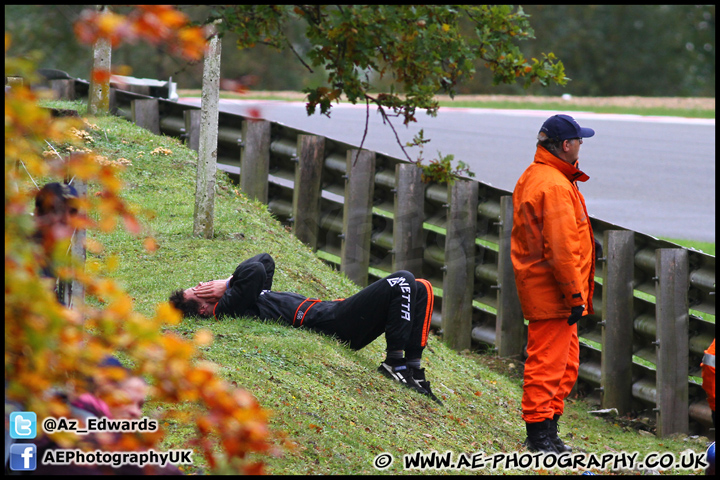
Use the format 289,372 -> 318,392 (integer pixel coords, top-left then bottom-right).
35,182 -> 79,216
40,182 -> 78,199
99,355 -> 128,371
540,114 -> 595,141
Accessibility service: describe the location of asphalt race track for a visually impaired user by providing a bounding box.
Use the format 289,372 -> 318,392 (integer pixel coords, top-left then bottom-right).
180,98 -> 715,243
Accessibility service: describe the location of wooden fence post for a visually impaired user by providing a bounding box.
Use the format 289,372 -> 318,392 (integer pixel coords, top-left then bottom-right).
655,248 -> 690,437
495,195 -> 524,358
126,84 -> 150,96
292,134 -> 325,250
131,99 -> 160,135
108,87 -> 117,113
442,178 -> 478,351
193,20 -> 221,238
50,79 -> 75,100
240,120 -> 271,203
340,150 -> 375,287
392,163 -> 424,276
6,77 -> 23,89
600,230 -> 635,414
184,109 -> 201,152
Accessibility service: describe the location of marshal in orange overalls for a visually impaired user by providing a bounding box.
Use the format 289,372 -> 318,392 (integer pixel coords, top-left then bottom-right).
701,339 -> 715,422
511,145 -> 596,424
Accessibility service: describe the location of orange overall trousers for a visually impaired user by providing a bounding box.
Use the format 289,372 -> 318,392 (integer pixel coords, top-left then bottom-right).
701,339 -> 715,413
521,318 -> 580,423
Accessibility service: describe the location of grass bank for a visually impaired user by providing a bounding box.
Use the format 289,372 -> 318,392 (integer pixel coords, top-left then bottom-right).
38,100 -> 713,475
660,238 -> 714,257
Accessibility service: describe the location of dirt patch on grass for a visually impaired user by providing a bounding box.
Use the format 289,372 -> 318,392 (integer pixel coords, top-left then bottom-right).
438,94 -> 715,111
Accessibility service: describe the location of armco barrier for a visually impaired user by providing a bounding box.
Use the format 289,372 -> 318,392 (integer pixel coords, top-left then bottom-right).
53,77 -> 714,438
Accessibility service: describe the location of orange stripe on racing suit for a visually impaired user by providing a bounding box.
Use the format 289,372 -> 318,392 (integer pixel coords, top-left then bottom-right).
293,298 -> 321,327
416,278 -> 434,347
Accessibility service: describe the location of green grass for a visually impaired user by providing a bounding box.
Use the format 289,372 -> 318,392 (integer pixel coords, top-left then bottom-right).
36,100 -> 713,475
436,99 -> 715,120
660,238 -> 715,256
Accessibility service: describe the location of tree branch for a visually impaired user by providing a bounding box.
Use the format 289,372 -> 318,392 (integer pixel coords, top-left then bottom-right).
284,37 -> 314,73
363,94 -> 415,165
353,96 -> 371,167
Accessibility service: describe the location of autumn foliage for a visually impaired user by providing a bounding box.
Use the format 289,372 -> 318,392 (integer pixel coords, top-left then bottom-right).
5,6 -> 270,474
74,5 -> 206,61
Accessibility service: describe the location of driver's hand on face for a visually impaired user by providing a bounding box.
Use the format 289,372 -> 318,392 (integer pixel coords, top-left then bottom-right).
193,280 -> 226,302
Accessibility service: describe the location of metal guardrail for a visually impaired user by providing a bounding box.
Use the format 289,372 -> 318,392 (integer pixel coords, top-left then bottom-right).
56,77 -> 714,438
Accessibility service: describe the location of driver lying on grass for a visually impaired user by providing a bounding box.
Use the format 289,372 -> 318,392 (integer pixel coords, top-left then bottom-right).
169,253 -> 442,405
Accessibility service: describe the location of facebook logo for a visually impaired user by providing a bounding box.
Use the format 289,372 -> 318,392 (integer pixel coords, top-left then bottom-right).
9,412 -> 37,439
9,444 -> 37,471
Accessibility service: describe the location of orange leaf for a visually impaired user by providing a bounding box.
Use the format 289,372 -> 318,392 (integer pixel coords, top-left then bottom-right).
154,6 -> 191,30
122,213 -> 141,235
109,294 -> 133,318
243,462 -> 265,475
98,215 -> 117,232
143,236 -> 158,252
176,27 -> 206,61
194,329 -> 214,347
73,17 -> 98,45
155,302 -> 181,326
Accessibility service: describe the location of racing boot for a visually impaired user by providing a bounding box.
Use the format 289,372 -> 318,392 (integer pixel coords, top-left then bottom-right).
524,419 -> 561,454
550,414 -> 572,453
409,367 -> 443,406
378,362 -> 428,397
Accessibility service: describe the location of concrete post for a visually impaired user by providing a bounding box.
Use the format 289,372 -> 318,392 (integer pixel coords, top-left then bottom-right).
193,20 -> 222,238
87,5 -> 111,115
69,180 -> 86,320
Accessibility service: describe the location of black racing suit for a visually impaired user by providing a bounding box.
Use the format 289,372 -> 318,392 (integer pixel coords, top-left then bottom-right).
213,253 -> 434,356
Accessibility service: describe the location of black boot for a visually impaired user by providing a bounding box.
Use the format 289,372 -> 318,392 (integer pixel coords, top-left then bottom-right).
525,419 -> 561,454
549,414 -> 572,453
409,367 -> 443,406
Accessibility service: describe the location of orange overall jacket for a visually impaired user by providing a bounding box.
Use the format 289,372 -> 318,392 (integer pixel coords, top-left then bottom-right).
511,146 -> 595,321
701,339 -> 715,411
